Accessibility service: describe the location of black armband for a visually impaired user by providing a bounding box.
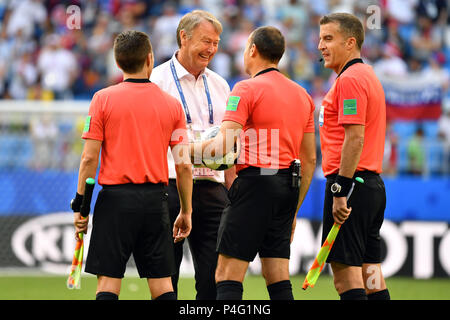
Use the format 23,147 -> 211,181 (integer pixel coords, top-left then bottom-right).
70,193 -> 83,212
330,175 -> 353,197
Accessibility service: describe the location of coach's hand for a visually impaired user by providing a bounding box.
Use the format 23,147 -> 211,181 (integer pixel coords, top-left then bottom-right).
74,211 -> 89,240
332,197 -> 352,225
173,210 -> 192,243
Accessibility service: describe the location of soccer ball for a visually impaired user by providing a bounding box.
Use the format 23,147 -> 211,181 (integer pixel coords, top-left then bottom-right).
198,126 -> 240,171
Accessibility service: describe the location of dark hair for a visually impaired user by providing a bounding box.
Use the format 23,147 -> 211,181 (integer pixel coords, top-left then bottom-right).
114,30 -> 152,73
319,13 -> 364,50
250,26 -> 285,63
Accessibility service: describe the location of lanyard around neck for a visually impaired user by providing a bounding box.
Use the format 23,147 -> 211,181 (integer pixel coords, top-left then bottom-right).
170,59 -> 213,125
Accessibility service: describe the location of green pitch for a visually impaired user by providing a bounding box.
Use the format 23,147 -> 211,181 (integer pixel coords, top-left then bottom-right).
0,275 -> 449,300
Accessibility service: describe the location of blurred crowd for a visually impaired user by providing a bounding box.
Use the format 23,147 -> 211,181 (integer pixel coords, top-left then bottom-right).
0,0 -> 449,175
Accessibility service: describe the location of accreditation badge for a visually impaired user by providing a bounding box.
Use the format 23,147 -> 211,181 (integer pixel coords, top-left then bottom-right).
191,127 -> 215,177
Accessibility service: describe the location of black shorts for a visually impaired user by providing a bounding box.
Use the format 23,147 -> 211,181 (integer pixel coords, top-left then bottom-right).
322,171 -> 386,266
217,167 -> 299,262
85,183 -> 176,279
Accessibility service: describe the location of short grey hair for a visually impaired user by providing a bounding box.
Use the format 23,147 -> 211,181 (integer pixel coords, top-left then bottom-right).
176,10 -> 223,48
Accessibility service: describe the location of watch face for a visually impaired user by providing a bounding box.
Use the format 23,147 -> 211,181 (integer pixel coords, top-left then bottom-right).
331,183 -> 341,193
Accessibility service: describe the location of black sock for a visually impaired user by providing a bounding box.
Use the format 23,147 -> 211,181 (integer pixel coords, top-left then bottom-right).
367,289 -> 390,300
339,288 -> 367,300
267,280 -> 294,300
216,280 -> 243,300
96,291 -> 118,300
153,291 -> 177,300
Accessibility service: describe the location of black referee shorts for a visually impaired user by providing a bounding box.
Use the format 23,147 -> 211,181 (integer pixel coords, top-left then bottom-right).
85,183 -> 176,279
217,167 -> 299,262
322,171 -> 386,266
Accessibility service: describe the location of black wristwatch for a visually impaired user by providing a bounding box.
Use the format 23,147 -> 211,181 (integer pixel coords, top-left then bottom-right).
331,175 -> 353,197
70,193 -> 83,212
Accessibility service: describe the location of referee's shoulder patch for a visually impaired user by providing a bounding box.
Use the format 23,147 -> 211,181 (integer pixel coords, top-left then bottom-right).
343,99 -> 357,115
83,115 -> 91,133
226,96 -> 240,111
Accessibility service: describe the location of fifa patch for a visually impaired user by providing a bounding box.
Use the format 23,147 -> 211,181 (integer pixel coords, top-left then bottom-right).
226,96 -> 240,111
83,116 -> 91,133
343,99 -> 357,115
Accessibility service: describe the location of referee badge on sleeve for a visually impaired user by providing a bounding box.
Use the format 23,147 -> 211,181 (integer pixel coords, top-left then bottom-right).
83,115 -> 91,133
343,99 -> 357,115
226,96 -> 240,111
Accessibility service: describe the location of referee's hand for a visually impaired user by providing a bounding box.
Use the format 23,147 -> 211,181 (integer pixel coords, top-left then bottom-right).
332,197 -> 352,225
74,212 -> 89,240
173,210 -> 192,243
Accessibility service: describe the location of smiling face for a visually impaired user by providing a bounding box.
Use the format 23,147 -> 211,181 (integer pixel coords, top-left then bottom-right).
178,20 -> 220,77
318,22 -> 352,74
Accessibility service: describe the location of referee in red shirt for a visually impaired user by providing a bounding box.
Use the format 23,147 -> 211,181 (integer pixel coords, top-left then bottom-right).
72,31 -> 193,300
318,13 -> 390,300
192,26 -> 316,300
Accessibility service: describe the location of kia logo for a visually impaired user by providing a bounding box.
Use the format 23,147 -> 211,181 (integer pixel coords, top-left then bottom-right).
11,213 -> 91,274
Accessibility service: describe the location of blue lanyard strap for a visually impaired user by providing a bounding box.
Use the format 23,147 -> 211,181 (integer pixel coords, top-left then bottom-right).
170,59 -> 214,125
202,74 -> 214,125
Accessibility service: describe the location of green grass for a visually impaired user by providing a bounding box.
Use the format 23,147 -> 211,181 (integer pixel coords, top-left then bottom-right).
0,275 -> 449,300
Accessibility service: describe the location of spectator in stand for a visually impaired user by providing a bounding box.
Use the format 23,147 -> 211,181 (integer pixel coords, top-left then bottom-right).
407,126 -> 426,175
87,12 -> 113,81
152,2 -> 182,64
242,0 -> 266,27
0,28 -> 37,92
105,32 -> 124,86
383,121 -> 399,176
385,0 -> 417,25
276,0 -> 308,44
179,0 -> 204,15
37,34 -> 77,99
416,0 -> 447,25
115,4 -> 147,33
373,43 -> 408,77
290,42 -> 314,84
328,0 -> 355,13
410,14 -> 443,62
384,19 -> 408,59
407,55 -> 424,73
422,52 -> 450,91
9,51 -> 38,99
5,0 -> 47,40
228,18 -> 255,77
88,13 -> 112,59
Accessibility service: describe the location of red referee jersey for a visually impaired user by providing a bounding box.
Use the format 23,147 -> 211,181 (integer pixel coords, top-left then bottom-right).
319,62 -> 386,176
222,69 -> 315,173
82,80 -> 188,185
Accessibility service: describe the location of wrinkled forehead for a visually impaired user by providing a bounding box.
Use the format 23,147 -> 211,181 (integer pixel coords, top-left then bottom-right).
191,20 -> 221,39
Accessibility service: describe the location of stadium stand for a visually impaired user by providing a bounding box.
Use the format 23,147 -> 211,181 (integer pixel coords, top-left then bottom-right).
0,0 -> 448,176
